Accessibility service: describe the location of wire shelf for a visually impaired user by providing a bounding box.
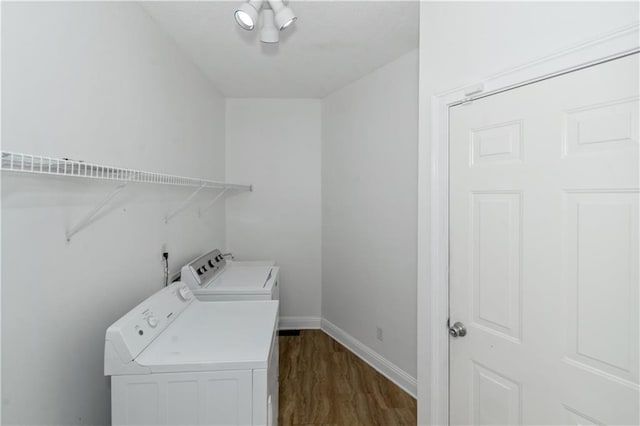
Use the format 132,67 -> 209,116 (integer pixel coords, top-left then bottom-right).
1,151 -> 252,191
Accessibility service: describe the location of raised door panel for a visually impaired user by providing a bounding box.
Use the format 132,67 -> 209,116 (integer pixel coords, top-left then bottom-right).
563,98 -> 639,157
471,192 -> 522,341
471,121 -> 523,166
564,191 -> 639,384
472,363 -> 521,425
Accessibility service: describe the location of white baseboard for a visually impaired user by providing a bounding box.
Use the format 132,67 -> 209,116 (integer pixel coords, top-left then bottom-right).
321,318 -> 417,398
279,316 -> 321,330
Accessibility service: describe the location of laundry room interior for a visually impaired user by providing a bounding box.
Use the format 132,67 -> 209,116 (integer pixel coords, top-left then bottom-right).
1,1 -> 639,425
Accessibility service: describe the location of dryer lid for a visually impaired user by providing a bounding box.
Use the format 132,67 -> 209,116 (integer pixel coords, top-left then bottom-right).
136,300 -> 279,373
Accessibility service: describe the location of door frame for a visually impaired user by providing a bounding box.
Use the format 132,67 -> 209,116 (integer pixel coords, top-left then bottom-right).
418,22 -> 640,426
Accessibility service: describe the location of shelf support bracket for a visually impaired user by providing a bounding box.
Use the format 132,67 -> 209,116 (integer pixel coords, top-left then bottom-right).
165,183 -> 207,223
199,188 -> 230,217
66,183 -> 127,242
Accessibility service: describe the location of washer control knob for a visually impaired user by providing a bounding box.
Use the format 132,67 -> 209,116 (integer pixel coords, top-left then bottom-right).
147,315 -> 159,328
177,286 -> 192,302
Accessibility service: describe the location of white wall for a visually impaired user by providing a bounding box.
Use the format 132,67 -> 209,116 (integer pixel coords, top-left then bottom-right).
417,1 -> 640,423
225,99 -> 322,324
1,3 -> 227,425
322,50 -> 419,386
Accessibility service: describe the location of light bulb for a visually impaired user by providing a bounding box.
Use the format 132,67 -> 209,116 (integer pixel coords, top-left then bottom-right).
234,0 -> 264,31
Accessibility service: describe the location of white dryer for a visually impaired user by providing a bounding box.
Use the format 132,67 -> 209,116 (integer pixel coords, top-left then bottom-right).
180,249 -> 279,301
104,283 -> 279,426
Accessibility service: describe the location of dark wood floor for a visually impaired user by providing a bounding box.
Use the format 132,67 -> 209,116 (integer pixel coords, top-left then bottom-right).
278,330 -> 417,425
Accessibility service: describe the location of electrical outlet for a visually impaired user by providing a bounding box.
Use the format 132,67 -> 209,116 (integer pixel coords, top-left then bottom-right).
376,326 -> 383,341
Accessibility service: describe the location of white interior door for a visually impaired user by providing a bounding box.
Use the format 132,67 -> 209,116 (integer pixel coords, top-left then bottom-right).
449,53 -> 639,425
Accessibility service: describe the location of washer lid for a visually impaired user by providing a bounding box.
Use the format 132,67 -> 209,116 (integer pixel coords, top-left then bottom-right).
136,300 -> 278,373
206,265 -> 276,292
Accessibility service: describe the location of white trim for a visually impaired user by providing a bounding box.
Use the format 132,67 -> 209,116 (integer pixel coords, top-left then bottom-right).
425,91 -> 451,426
418,22 -> 640,426
437,22 -> 640,106
278,316 -> 321,330
321,318 -> 417,398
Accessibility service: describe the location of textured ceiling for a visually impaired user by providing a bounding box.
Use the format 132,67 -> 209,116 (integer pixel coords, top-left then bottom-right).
141,1 -> 419,98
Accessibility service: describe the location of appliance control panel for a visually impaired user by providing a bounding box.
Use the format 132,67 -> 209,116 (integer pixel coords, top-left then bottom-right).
105,282 -> 194,365
180,249 -> 226,289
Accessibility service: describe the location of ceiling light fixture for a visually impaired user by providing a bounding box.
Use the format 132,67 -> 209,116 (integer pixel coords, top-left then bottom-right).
234,0 -> 297,43
268,0 -> 297,31
260,9 -> 279,44
234,0 -> 264,31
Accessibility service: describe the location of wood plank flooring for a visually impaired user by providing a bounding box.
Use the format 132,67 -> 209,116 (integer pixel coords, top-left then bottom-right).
278,330 -> 417,425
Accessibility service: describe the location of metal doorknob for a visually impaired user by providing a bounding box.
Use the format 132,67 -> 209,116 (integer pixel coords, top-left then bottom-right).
449,321 -> 467,337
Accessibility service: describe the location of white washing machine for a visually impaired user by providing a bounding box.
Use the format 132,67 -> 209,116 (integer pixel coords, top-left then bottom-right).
180,249 -> 279,301
104,282 -> 279,426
